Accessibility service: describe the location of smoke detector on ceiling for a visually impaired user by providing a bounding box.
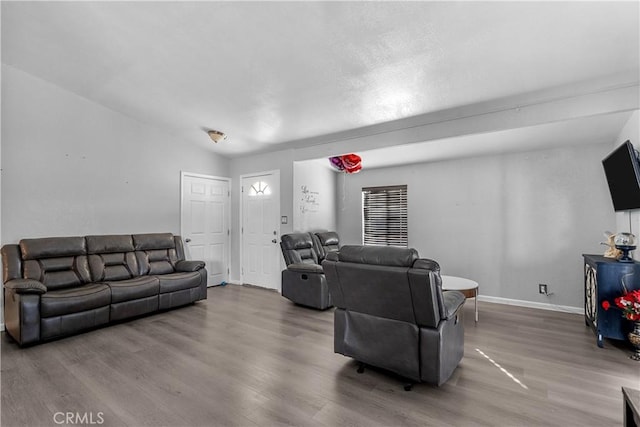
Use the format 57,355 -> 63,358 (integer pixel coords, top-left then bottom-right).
207,130 -> 227,143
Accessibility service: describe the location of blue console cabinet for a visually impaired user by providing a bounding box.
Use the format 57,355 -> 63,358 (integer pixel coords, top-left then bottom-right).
583,254 -> 640,347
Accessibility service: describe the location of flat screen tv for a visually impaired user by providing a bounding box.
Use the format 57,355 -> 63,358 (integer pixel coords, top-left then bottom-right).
602,140 -> 640,211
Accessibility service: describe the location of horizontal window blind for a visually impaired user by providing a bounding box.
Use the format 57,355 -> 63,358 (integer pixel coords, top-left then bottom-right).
362,185 -> 408,247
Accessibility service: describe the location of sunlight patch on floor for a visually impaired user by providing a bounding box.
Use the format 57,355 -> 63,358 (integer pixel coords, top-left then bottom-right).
475,348 -> 529,390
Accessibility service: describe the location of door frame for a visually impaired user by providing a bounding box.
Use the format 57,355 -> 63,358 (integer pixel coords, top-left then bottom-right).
180,171 -> 231,285
239,169 -> 281,289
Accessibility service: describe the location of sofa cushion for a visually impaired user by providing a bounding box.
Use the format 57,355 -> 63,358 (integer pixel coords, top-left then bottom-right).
40,283 -> 111,318
86,235 -> 134,254
20,236 -> 91,291
337,245 -> 418,267
133,233 -> 175,250
317,232 -> 339,247
157,271 -> 202,294
316,231 -> 340,254
86,235 -> 139,282
105,276 -> 159,304
287,263 -> 324,274
23,256 -> 91,291
89,252 -> 138,282
132,233 -> 178,275
20,236 -> 86,260
280,233 -> 318,265
136,250 -> 177,275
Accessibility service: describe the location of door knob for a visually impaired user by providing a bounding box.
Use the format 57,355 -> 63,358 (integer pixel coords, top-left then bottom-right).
185,238 -> 191,243
272,239 -> 277,243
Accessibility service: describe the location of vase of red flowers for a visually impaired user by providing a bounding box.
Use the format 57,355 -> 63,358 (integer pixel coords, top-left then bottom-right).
603,289 -> 640,360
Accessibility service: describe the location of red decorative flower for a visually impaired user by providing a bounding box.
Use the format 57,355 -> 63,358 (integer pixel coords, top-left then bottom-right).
611,290 -> 640,321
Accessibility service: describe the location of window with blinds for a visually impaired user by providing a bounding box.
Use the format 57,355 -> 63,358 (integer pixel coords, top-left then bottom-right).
362,185 -> 408,247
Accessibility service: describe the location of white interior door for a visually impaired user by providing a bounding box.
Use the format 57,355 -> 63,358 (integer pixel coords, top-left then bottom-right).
181,173 -> 230,286
241,171 -> 280,290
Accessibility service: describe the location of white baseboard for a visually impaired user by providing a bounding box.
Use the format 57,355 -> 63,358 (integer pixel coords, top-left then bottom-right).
477,295 -> 583,315
207,280 -> 243,287
214,282 -> 583,314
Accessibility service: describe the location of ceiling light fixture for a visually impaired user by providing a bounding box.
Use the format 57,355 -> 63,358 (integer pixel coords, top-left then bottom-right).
207,130 -> 227,143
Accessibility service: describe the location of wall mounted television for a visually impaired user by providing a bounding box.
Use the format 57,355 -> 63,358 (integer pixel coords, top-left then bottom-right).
602,140 -> 640,211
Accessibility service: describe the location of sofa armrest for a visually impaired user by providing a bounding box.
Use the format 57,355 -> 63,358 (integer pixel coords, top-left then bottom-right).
412,258 -> 441,272
4,279 -> 47,295
175,260 -> 205,272
442,290 -> 465,320
324,252 -> 339,262
287,263 -> 324,274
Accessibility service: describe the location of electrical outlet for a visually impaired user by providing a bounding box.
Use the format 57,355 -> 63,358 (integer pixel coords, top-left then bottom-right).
539,284 -> 548,295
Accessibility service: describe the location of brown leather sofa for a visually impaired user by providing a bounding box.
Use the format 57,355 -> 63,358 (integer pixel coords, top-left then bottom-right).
2,233 -> 207,346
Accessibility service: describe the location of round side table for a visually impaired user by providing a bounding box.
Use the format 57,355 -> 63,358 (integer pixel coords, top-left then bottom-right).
441,275 -> 479,322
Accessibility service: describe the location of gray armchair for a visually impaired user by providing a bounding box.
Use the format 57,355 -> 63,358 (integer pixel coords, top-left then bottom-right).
280,232 -> 335,310
322,245 -> 465,388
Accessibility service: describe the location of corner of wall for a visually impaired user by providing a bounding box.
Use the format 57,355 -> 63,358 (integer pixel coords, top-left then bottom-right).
614,110 -> 640,248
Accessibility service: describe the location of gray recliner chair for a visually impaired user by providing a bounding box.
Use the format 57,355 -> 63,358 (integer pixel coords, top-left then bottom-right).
322,245 -> 465,388
280,232 -> 334,310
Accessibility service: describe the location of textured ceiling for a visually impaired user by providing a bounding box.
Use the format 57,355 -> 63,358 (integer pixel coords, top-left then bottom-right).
2,1 -> 639,158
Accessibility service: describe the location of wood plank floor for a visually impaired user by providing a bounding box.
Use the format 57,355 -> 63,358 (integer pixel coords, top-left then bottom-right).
2,284 -> 639,426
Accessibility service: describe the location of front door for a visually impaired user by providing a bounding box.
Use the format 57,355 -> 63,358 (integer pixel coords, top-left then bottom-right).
181,172 -> 230,286
241,171 -> 280,290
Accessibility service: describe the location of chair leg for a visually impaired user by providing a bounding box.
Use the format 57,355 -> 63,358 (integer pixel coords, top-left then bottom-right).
404,383 -> 414,391
357,362 -> 365,374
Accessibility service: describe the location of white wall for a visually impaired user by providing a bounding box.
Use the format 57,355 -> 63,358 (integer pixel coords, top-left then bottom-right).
293,159 -> 337,233
336,143 -> 616,308
1,64 -> 230,243
613,111 -> 640,249
0,18 -> 3,328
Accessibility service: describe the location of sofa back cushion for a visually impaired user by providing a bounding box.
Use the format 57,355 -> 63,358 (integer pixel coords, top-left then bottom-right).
337,245 -> 418,267
329,261 -> 417,323
280,233 -> 318,266
133,233 -> 178,275
20,237 -> 90,291
86,235 -> 138,282
315,232 -> 340,260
